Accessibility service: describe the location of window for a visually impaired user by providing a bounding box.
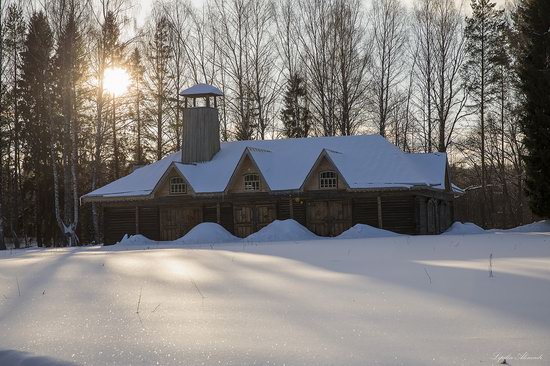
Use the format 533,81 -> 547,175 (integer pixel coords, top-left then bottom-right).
319,171 -> 337,189
244,173 -> 260,191
169,177 -> 187,194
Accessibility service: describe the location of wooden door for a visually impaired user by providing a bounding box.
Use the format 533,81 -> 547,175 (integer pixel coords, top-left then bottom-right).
233,204 -> 277,237
160,206 -> 202,241
234,206 -> 253,238
306,200 -> 352,237
328,200 -> 352,236
256,204 -> 277,230
307,201 -> 330,236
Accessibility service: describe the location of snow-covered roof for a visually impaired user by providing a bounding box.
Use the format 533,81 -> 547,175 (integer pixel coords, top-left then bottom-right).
82,135 -> 450,201
179,83 -> 223,97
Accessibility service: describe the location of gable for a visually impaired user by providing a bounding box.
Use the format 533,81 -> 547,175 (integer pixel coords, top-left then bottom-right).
153,165 -> 195,197
226,153 -> 270,194
302,154 -> 348,191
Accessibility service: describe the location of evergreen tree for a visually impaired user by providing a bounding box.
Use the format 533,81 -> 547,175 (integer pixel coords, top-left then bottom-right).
145,14 -> 173,161
234,83 -> 257,141
462,0 -> 505,227
129,47 -> 146,165
3,3 -> 25,247
102,11 -> 125,180
50,13 -> 87,246
0,2 -> 6,250
281,73 -> 311,138
514,0 -> 550,217
19,11 -> 54,246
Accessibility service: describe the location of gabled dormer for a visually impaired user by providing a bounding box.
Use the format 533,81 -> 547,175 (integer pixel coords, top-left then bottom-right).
153,164 -> 195,198
301,150 -> 348,191
225,148 -> 271,194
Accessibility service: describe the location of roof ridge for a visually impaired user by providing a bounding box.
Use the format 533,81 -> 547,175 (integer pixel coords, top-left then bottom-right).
247,146 -> 272,153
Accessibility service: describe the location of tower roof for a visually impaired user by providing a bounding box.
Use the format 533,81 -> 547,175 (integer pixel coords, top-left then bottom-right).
179,84 -> 223,97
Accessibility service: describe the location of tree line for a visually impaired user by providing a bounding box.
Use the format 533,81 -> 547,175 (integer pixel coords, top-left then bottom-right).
0,0 -> 548,248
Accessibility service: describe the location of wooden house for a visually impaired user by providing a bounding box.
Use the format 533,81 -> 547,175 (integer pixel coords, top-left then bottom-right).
82,84 -> 457,244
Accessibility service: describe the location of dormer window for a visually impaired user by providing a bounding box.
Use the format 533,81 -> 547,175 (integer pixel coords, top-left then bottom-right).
244,173 -> 260,191
170,176 -> 187,195
319,171 -> 337,189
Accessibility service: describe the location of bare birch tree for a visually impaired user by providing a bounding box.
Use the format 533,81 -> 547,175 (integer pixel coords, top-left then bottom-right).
432,0 -> 468,152
297,0 -> 338,136
333,0 -> 370,135
367,0 -> 407,138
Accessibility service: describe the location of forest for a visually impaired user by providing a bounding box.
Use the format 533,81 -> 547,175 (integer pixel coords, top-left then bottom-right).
0,0 -> 548,247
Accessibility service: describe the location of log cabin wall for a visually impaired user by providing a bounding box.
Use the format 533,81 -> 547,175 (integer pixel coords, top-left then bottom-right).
101,190 -> 454,244
103,207 -> 136,245
380,196 -> 416,235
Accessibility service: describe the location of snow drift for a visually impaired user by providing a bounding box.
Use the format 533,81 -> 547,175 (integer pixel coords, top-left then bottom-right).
336,224 -> 400,239
244,219 -> 318,242
506,220 -> 550,233
117,234 -> 158,246
443,222 -> 486,235
178,222 -> 239,244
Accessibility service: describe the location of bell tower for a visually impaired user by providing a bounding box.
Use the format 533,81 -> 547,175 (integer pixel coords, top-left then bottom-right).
179,84 -> 223,163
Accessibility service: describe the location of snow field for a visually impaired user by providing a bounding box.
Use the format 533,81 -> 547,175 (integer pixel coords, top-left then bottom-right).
0,221 -> 549,365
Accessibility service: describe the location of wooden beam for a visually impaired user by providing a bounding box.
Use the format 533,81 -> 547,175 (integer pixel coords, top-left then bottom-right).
135,206 -> 140,234
289,196 -> 294,219
377,196 -> 383,228
216,203 -> 221,224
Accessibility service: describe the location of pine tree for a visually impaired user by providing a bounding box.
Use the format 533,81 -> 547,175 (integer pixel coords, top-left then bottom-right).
50,13 -> 87,246
281,73 -> 311,138
462,0 -> 505,227
19,11 -> 54,246
514,0 -> 550,217
90,10 -> 125,243
129,47 -> 146,165
144,14 -> 173,161
0,1 -> 6,250
3,3 -> 25,248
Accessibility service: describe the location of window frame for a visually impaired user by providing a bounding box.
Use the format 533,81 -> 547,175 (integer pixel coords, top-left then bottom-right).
169,176 -> 187,195
243,173 -> 261,191
319,170 -> 338,189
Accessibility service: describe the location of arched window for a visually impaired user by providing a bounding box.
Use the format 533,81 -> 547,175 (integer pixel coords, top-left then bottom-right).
169,176 -> 187,194
319,171 -> 337,189
244,173 -> 260,191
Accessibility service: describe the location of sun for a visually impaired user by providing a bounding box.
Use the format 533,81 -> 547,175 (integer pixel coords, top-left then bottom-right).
103,67 -> 131,96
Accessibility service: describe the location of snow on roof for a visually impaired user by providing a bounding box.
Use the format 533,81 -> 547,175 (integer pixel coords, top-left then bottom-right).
82,134 -> 449,200
179,83 -> 223,97
408,152 -> 448,189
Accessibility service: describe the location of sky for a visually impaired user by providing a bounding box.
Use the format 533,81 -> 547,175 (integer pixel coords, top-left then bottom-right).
134,0 -> 508,29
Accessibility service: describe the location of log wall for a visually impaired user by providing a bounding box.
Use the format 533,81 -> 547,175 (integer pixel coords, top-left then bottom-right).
101,191 -> 454,244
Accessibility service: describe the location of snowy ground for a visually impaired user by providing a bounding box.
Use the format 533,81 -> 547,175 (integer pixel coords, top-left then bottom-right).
1,223 -> 549,365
